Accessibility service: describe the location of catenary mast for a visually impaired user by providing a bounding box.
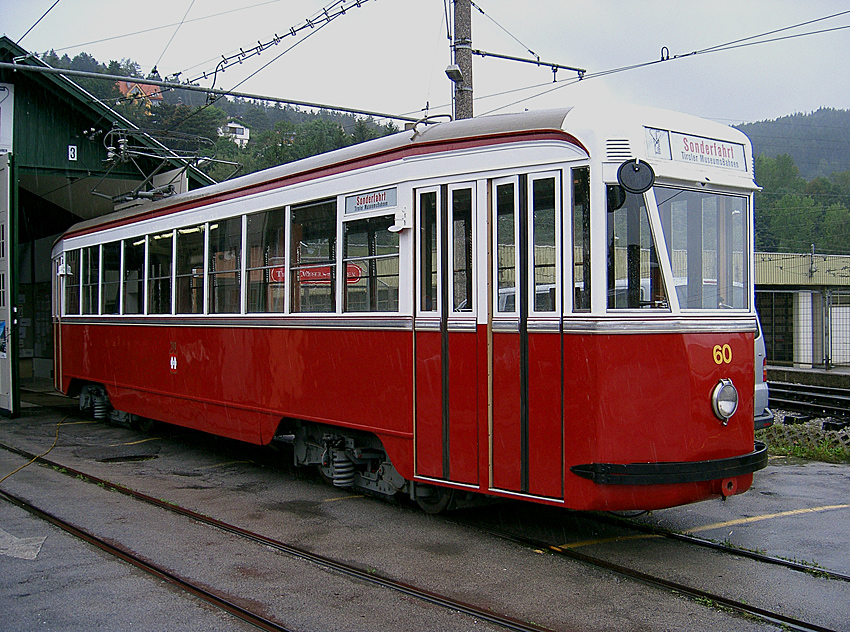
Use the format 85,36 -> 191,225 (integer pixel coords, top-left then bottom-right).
452,0 -> 473,119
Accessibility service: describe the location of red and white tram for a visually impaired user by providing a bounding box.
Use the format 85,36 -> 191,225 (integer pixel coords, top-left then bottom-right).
52,103 -> 767,512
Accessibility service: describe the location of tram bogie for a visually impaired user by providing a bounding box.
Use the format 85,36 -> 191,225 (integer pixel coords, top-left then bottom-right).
52,103 -> 768,513
289,421 -> 406,497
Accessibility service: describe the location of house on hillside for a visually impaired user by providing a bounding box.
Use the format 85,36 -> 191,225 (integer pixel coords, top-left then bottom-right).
220,120 -> 250,147
116,80 -> 163,111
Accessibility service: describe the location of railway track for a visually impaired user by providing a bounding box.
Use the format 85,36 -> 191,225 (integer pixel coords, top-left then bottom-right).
0,440 -> 555,632
0,487 -> 295,632
591,511 -> 850,584
458,514 -> 845,632
769,381 -> 850,422
2,435 -> 845,632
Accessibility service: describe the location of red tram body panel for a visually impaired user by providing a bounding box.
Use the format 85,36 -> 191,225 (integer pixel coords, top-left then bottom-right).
52,104 -> 767,512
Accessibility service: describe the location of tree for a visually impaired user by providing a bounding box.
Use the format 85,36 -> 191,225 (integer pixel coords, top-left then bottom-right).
289,119 -> 351,161
755,154 -> 805,195
765,194 -> 818,252
41,50 -> 123,101
820,203 -> 850,253
252,120 -> 297,170
35,49 -> 402,183
148,102 -> 226,143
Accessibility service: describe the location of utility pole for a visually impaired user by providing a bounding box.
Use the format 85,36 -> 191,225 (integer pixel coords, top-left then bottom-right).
451,0 -> 473,119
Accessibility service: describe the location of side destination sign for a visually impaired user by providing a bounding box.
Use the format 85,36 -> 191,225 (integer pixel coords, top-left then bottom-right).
345,187 -> 397,214
645,128 -> 746,172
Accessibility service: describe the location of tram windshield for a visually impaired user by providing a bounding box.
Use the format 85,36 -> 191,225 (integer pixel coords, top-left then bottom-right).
606,187 -> 668,310
654,187 -> 748,310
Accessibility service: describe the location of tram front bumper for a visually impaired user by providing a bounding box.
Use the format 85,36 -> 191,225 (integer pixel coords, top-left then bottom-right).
570,441 -> 768,486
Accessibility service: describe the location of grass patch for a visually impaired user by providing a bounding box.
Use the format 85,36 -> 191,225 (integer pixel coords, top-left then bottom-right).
760,435 -> 850,463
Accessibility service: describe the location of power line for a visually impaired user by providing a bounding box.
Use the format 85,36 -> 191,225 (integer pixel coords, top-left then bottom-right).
158,0 -> 373,138
0,61 -> 418,123
181,0 -> 372,89
697,9 -> 850,55
162,18 -> 338,135
470,0 -> 538,60
44,1 -> 286,56
478,13 -> 850,116
44,1 -> 378,136
16,0 -> 62,45
152,0 -> 197,75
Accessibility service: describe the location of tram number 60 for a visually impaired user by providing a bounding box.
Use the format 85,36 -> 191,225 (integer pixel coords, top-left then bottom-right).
713,344 -> 733,365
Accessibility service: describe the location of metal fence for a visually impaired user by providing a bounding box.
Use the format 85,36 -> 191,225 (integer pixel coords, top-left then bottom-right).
757,289 -> 850,368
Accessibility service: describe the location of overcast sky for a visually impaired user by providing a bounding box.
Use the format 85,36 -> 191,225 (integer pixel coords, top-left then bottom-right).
3,0 -> 850,125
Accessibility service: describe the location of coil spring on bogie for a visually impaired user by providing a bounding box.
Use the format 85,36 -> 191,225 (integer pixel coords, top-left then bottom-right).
93,398 -> 109,420
332,451 -> 355,488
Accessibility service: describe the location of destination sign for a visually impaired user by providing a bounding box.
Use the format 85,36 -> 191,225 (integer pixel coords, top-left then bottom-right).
345,187 -> 397,214
645,127 -> 746,172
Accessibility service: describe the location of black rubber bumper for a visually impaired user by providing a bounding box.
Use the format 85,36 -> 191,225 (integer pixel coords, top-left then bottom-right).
570,441 -> 768,486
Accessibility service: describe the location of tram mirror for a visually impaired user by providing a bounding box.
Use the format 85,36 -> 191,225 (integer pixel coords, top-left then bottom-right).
617,159 -> 655,194
606,185 -> 627,211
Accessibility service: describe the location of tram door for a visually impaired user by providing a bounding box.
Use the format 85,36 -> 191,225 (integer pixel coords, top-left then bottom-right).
490,173 -> 564,498
414,184 -> 479,485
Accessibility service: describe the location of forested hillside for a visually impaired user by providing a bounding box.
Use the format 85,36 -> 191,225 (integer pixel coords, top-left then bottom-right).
39,50 -> 399,181
737,109 -> 850,180
738,110 -> 850,255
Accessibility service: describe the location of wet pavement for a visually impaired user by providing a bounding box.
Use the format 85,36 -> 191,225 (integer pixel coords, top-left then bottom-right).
1,394 -> 848,632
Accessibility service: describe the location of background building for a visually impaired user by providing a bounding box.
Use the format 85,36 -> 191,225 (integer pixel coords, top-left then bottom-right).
0,36 -> 213,415
755,251 -> 850,369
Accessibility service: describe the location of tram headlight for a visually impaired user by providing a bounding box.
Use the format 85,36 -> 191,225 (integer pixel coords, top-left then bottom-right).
711,379 -> 739,424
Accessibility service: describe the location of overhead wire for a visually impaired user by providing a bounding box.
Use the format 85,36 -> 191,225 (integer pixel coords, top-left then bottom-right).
421,1 -> 451,117
151,0 -> 197,76
44,1 -> 287,56
470,0 -> 538,61
181,0 -> 373,89
15,0 -> 62,45
158,1 -> 372,136
478,12 -> 850,116
695,9 -> 850,55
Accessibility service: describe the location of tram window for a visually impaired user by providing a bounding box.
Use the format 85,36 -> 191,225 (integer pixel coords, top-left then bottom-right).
81,245 -> 99,315
208,217 -> 242,314
148,231 -> 173,315
496,182 -> 516,313
246,209 -> 286,313
123,238 -> 145,315
176,225 -> 205,314
64,249 -> 81,315
532,177 -> 556,312
452,188 -> 473,312
343,215 -> 399,312
290,199 -> 336,313
606,187 -> 668,310
101,241 -> 121,315
419,191 -> 438,312
572,167 -> 590,312
655,187 -> 748,310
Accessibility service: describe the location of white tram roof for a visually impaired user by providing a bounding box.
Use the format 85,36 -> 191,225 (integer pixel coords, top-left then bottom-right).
57,102 -> 755,244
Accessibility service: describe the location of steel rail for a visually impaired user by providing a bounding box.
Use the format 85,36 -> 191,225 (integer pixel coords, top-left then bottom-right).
0,440 -> 556,632
769,382 -> 850,419
0,487 -> 294,632
463,521 -> 841,632
587,511 -> 850,583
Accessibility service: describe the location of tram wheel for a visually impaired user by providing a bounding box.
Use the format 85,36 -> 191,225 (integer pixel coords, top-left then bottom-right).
316,464 -> 335,485
131,417 -> 157,433
416,487 -> 454,514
